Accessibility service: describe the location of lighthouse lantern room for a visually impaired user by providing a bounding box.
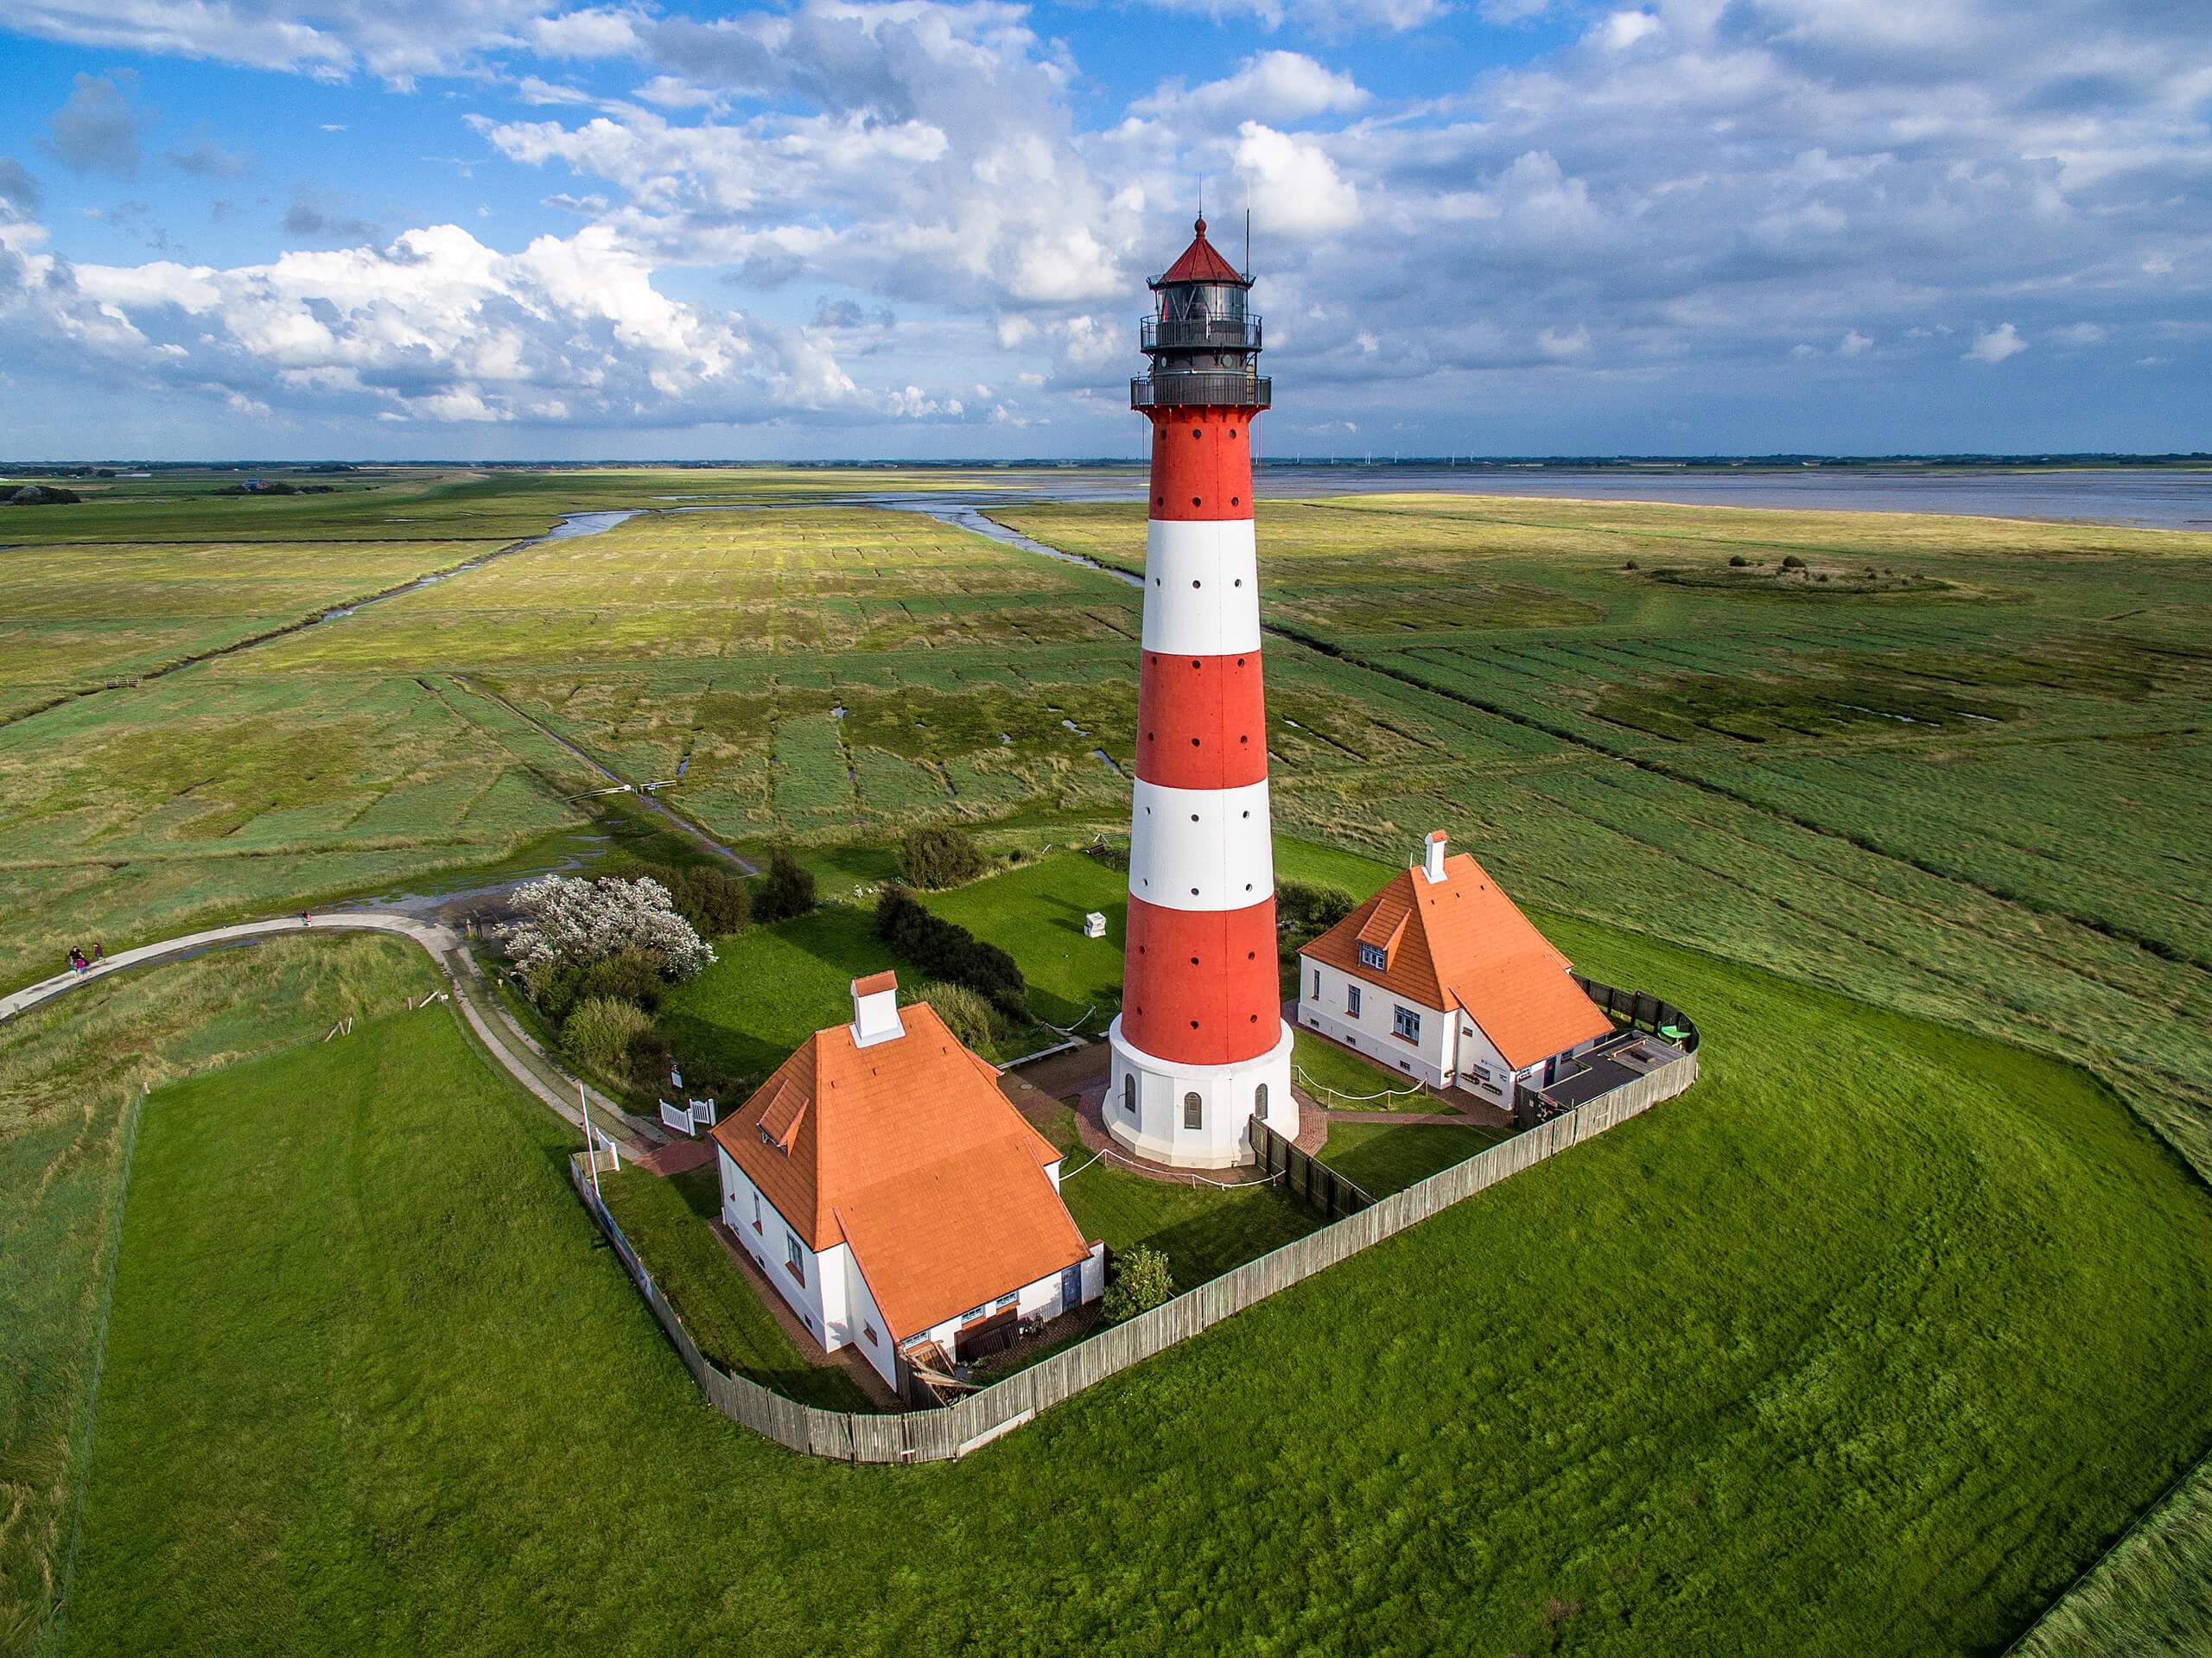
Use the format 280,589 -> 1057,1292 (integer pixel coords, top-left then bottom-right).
1107,219 -> 1293,1169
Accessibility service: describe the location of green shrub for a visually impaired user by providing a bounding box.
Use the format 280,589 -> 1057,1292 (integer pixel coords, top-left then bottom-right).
575,948 -> 667,1012
1782,554 -> 1808,570
625,862 -> 753,937
875,885 -> 1028,1020
563,996 -> 655,1076
897,826 -> 987,889
1728,555 -> 1751,567
906,980 -> 1000,1052
1277,880 -> 1359,941
1103,1244 -> 1174,1322
1623,558 -> 1638,570
755,847 -> 817,924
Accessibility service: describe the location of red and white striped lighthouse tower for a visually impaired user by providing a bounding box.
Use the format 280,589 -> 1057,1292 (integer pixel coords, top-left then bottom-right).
1106,218 -> 1292,1169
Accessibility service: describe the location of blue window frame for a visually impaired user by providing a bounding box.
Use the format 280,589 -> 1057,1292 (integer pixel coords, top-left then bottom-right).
1358,943 -> 1387,971
1393,1005 -> 1421,1042
1346,984 -> 1362,1018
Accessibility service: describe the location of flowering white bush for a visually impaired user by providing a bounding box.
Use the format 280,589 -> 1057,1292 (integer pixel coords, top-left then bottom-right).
499,874 -> 715,989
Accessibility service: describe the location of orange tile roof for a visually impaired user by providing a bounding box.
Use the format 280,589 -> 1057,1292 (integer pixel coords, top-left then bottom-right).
1301,850 -> 1614,1070
852,969 -> 897,997
709,1001 -> 1088,1341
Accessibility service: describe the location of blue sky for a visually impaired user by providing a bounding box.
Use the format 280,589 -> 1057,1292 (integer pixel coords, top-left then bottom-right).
0,0 -> 2205,460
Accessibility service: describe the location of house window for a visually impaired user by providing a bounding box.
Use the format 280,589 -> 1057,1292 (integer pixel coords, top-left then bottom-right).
1183,1091 -> 1203,1130
1255,1083 -> 1269,1120
863,1323 -> 878,1345
1122,1073 -> 1136,1116
752,1191 -> 762,1233
995,1293 -> 1019,1312
1393,1005 -> 1421,1042
962,1304 -> 989,1324
1311,969 -> 1321,998
785,1232 -> 805,1286
1358,943 -> 1387,971
1346,984 -> 1362,1018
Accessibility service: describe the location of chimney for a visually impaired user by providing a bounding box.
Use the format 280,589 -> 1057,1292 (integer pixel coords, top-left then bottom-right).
1422,829 -> 1448,884
850,971 -> 904,1047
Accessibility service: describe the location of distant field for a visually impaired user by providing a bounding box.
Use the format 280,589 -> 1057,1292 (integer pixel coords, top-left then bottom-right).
0,538 -> 509,720
1001,499 -> 2212,1180
54,912 -> 2212,1658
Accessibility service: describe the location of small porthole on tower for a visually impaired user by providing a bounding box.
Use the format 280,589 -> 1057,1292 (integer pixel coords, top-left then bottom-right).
1192,579 -> 1201,588
1192,428 -> 1202,439
1192,496 -> 1202,507
1241,810 -> 1249,818
1192,659 -> 1201,668
1190,886 -> 1199,896
1190,736 -> 1200,746
1231,496 -> 1241,505
1190,813 -> 1198,822
1239,734 -> 1249,744
1155,495 -> 1164,506
1237,657 -> 1246,665
1189,956 -> 1199,966
1229,429 -> 1237,438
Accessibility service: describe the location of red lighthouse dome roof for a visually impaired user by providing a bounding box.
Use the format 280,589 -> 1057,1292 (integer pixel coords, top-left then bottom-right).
1152,217 -> 1249,288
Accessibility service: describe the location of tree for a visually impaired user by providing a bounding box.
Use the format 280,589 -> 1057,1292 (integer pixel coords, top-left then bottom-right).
1103,1245 -> 1174,1322
875,885 -> 1027,1020
906,981 -> 999,1052
754,846 -> 817,923
499,874 -> 715,999
1276,880 -> 1357,942
7,484 -> 80,506
681,866 -> 752,934
897,826 -> 985,889
562,996 -> 655,1076
575,947 -> 668,1012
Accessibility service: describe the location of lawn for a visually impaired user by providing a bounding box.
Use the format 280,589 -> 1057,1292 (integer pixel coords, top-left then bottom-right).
57,913 -> 2212,1656
1033,1106 -> 1323,1286
1316,1120 -> 1507,1196
0,932 -> 439,1655
1292,1026 -> 1431,1109
658,903 -> 898,1086
919,851 -> 1128,1031
597,1162 -> 874,1412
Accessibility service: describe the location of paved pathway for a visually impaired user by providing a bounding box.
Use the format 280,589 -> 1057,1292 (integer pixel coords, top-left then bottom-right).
0,912 -> 671,1155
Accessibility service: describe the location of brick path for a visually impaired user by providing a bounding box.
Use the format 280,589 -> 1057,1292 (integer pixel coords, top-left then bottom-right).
632,1136 -> 716,1178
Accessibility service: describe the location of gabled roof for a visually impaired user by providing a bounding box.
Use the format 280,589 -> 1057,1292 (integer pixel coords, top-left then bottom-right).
709,1001 -> 1088,1340
1154,218 -> 1248,288
1301,850 -> 1614,1069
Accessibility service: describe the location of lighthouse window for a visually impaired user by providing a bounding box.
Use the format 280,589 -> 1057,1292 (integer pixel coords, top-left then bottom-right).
1183,1092 -> 1203,1130
1255,1083 -> 1268,1118
1123,1074 -> 1135,1116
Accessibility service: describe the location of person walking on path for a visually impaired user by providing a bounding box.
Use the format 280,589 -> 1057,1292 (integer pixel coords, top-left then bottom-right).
300,911 -> 312,927
67,948 -> 84,975
92,943 -> 104,962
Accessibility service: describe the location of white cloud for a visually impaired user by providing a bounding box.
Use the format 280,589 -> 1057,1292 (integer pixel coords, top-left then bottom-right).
1232,123 -> 1359,238
1595,10 -> 1661,50
1136,53 -> 1368,124
1839,330 -> 1872,356
2050,321 -> 2107,346
1967,322 -> 2027,363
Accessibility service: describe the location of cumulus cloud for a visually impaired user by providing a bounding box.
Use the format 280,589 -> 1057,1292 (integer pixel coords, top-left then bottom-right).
1136,53 -> 1368,124
43,73 -> 142,175
1233,123 -> 1359,237
1967,322 -> 2027,363
282,194 -> 378,241
168,132 -> 253,178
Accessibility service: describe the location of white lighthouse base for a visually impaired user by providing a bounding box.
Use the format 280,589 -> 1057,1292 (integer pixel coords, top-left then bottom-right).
1103,1017 -> 1295,1170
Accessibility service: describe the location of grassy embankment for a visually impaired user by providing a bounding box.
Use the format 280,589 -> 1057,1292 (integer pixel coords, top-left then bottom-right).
0,933 -> 438,1658
56,914 -> 2212,1657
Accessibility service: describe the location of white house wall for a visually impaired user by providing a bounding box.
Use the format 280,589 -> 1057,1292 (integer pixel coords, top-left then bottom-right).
1294,956 -> 1453,1088
716,1147 -> 834,1350
896,1242 -> 1106,1374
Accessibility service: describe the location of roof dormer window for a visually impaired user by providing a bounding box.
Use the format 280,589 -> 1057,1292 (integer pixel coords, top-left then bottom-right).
1359,943 -> 1387,972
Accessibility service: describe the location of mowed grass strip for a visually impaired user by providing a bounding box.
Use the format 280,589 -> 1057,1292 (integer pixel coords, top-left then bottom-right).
0,933 -> 438,1654
60,916 -> 2212,1657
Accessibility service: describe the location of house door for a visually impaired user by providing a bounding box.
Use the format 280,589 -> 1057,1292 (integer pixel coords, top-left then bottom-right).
1061,1264 -> 1084,1311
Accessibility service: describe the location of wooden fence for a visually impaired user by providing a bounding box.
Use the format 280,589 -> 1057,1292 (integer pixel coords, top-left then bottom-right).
1573,975 -> 1700,1051
1249,1116 -> 1373,1221
569,1047 -> 1699,1464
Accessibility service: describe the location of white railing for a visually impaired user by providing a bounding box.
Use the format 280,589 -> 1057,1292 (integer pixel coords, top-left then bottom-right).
659,1097 -> 719,1137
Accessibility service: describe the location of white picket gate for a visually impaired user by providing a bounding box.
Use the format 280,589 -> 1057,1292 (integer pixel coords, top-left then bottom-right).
658,1097 -> 719,1137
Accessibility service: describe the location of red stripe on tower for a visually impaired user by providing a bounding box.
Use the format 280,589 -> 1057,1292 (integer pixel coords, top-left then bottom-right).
1106,218 -> 1294,1170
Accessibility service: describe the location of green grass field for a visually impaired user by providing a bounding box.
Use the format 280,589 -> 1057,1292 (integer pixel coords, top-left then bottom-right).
10,472 -> 2212,1652
1317,1120 -> 1510,1194
53,914 -> 2212,1657
0,933 -> 439,1656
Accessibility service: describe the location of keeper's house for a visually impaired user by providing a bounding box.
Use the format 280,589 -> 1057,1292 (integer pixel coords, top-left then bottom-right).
1297,834 -> 1615,1109
709,973 -> 1103,1391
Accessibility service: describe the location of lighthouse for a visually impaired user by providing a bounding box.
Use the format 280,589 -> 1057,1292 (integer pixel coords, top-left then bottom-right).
1105,218 -> 1294,1169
